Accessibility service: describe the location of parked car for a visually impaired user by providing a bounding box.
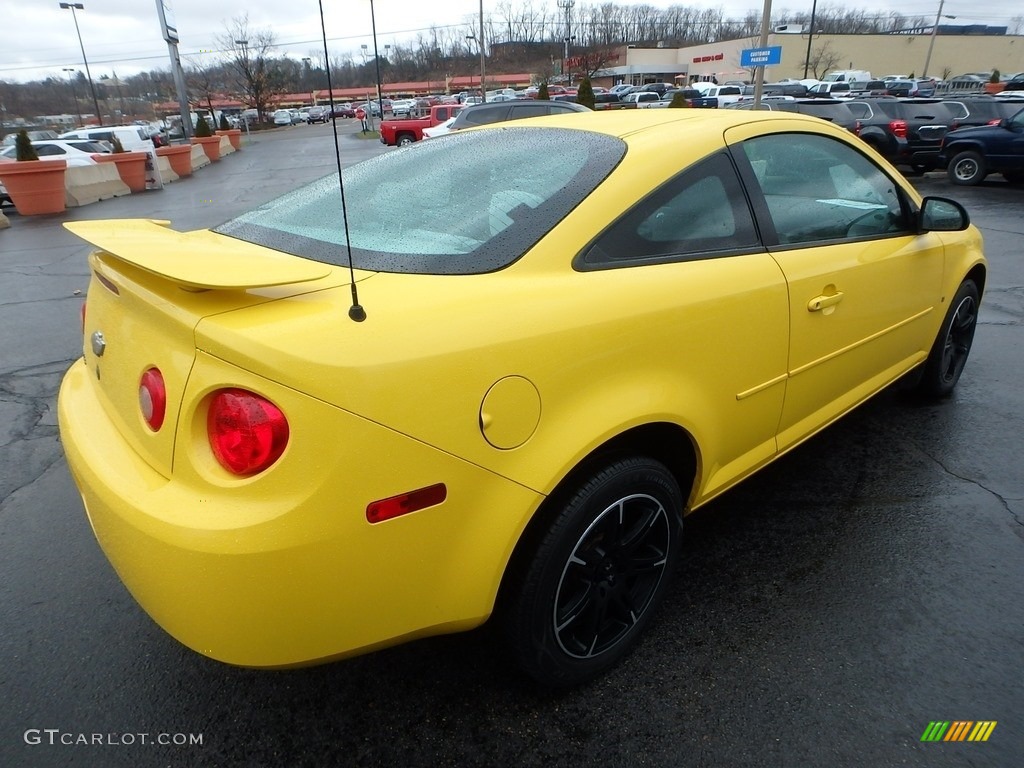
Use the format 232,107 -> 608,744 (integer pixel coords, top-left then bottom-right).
58,110 -> 985,688
305,106 -> 329,124
942,94 -> 1024,129
0,139 -> 105,205
1,129 -> 59,147
446,99 -> 589,131
59,125 -> 154,152
846,98 -> 957,172
939,105 -> 1024,185
328,103 -> 355,119
730,99 -> 859,133
0,139 -> 109,163
272,109 -> 293,126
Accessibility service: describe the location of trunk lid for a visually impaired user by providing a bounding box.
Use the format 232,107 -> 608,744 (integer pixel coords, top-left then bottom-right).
66,219 -> 347,476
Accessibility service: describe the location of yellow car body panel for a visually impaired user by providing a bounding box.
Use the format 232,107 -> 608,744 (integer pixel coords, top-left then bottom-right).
57,110 -> 987,667
60,350 -> 542,666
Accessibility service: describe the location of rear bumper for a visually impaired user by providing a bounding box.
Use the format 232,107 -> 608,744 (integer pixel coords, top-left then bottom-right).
58,357 -> 542,667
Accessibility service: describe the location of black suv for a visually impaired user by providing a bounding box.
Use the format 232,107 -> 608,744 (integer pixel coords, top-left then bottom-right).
846,98 -> 956,172
447,99 -> 589,131
730,98 -> 859,133
939,105 -> 1024,185
941,95 -> 1024,129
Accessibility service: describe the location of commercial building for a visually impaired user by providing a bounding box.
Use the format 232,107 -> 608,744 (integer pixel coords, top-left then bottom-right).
593,29 -> 1024,86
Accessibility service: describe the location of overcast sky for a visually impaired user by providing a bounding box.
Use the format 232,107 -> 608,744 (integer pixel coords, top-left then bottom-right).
1,0 -> 1019,84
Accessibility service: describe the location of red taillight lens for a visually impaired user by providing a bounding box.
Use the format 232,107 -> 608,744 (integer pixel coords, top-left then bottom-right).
889,119 -> 908,139
207,389 -> 289,475
987,118 -> 1001,125
139,368 -> 167,431
366,484 -> 448,524
854,120 -> 863,135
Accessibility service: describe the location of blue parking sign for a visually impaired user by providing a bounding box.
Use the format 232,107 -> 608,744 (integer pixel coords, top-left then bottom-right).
741,46 -> 782,67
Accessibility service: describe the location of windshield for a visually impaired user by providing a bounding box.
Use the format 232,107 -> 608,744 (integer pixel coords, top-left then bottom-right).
215,127 -> 625,274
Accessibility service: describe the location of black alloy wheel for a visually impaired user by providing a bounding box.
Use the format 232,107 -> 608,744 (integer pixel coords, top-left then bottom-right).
504,457 -> 682,687
917,279 -> 980,397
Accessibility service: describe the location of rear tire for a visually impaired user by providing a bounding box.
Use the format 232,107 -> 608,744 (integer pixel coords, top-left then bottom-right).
396,134 -> 415,147
948,151 -> 986,186
503,457 -> 682,687
916,279 -> 979,398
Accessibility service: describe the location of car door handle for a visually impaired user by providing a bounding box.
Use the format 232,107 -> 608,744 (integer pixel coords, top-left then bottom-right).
807,291 -> 844,312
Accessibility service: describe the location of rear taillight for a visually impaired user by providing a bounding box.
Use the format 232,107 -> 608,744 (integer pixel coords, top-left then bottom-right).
889,119 -> 908,138
854,120 -> 863,135
207,389 -> 289,475
952,120 -> 961,130
987,118 -> 1001,125
139,368 -> 167,432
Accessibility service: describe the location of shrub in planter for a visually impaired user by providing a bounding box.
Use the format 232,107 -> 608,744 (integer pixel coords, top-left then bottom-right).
576,78 -> 596,111
15,130 -> 39,161
0,130 -> 66,214
194,115 -> 213,138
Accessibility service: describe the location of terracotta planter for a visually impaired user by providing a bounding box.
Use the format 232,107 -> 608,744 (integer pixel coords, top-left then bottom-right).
156,144 -> 193,177
215,129 -> 242,151
983,82 -> 1005,94
0,159 -> 67,215
191,136 -> 221,162
94,151 -> 148,192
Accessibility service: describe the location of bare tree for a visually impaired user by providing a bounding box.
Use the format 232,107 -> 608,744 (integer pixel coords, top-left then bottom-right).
218,15 -> 282,120
803,39 -> 843,79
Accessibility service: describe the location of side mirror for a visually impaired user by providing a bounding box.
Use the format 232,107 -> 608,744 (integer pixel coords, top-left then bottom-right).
919,196 -> 969,232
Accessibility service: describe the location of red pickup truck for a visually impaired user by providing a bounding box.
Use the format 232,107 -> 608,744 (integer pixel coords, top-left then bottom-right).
379,105 -> 462,147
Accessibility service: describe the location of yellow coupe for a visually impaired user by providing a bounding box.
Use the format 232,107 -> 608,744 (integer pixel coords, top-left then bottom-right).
58,110 -> 985,686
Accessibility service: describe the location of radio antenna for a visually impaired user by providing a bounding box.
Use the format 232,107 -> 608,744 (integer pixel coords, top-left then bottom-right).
318,0 -> 365,321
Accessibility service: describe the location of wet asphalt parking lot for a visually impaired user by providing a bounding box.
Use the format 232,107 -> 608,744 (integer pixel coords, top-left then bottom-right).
1,119 -> 1022,768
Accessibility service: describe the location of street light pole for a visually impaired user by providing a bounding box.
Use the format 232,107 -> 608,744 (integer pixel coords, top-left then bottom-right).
803,0 -> 818,79
478,0 -> 486,98
923,1 -> 956,77
59,3 -> 103,126
62,67 -> 83,127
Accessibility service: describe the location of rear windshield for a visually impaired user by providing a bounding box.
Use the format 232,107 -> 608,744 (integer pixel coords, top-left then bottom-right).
215,127 -> 625,275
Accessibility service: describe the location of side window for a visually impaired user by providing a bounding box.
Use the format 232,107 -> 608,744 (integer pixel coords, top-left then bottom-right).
740,133 -> 910,245
35,144 -> 66,156
465,105 -> 508,126
581,153 -> 760,266
847,103 -> 871,119
511,104 -> 551,119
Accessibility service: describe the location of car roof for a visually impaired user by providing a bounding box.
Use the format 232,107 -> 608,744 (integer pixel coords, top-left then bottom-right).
464,108 -> 846,144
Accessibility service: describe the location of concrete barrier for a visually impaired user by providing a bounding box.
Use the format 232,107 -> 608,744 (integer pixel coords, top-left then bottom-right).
156,155 -> 180,184
190,143 -> 211,171
218,135 -> 235,156
65,163 -> 131,208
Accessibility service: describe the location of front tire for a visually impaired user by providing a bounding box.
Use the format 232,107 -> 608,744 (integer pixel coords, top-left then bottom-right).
948,151 -> 986,186
917,280 -> 980,397
504,457 -> 682,687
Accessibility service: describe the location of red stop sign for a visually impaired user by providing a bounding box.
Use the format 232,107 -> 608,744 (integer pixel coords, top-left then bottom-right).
355,108 -> 366,120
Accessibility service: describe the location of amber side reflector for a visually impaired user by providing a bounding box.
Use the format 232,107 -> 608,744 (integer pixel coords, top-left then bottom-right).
366,483 -> 447,524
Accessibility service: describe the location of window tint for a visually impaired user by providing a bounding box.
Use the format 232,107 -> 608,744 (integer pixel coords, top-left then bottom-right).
741,133 -> 910,245
464,105 -> 511,126
581,153 -> 759,266
846,102 -> 873,119
35,144 -> 67,156
511,104 -> 552,119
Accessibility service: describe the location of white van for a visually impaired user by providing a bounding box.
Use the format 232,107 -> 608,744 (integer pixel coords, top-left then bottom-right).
59,125 -> 153,153
823,70 -> 872,83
